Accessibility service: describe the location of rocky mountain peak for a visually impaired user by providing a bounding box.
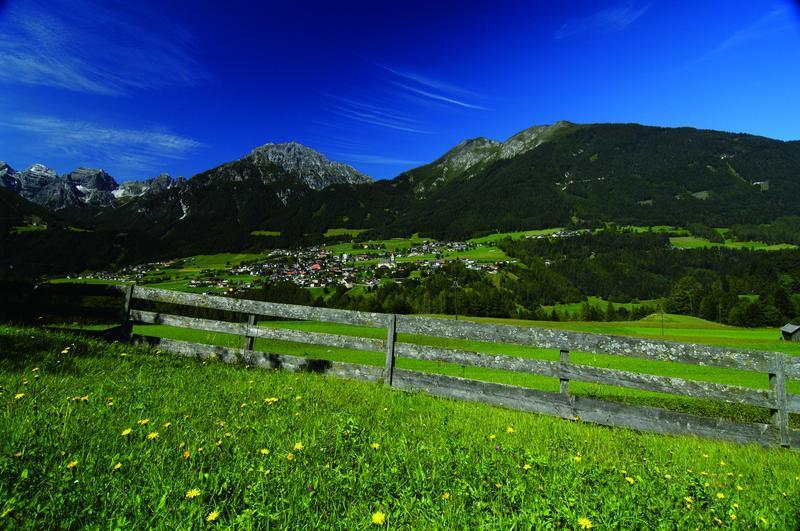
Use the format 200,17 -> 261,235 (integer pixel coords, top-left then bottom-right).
0,161 -> 19,192
246,141 -> 372,190
65,167 -> 118,192
500,121 -> 574,159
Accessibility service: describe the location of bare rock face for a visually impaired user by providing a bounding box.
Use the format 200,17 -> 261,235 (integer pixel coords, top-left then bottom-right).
64,167 -> 119,206
115,173 -> 184,200
15,164 -> 83,210
245,141 -> 372,190
0,161 -> 19,192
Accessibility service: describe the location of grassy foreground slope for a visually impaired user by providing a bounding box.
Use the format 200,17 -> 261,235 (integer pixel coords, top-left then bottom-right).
1,327 -> 799,528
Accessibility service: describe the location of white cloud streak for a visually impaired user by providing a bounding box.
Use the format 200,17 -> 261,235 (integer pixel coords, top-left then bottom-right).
0,0 -> 206,95
555,1 -> 653,39
704,5 -> 795,58
2,114 -> 203,176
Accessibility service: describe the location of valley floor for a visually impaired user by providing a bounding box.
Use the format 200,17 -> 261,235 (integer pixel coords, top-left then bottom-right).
1,326 -> 798,528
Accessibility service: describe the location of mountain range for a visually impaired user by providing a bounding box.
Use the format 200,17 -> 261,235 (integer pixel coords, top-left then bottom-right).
3,121 -> 800,274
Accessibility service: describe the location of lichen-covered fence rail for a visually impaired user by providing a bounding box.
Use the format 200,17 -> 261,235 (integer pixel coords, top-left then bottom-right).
61,284 -> 800,449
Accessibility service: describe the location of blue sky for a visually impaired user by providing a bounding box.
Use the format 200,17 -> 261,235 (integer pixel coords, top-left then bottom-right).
0,0 -> 798,181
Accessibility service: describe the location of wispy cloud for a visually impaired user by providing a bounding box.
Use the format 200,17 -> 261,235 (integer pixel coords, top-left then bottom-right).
323,93 -> 432,134
555,1 -> 653,39
0,0 -> 206,95
332,153 -> 424,166
702,5 -> 795,59
2,114 -> 203,177
373,61 -> 489,110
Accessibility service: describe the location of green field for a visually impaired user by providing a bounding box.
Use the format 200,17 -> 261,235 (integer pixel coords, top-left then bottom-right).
669,236 -> 796,251
542,296 -> 661,315
250,230 -> 281,237
468,227 -> 563,244
2,325 -> 798,528
10,224 -> 47,234
323,228 -> 370,238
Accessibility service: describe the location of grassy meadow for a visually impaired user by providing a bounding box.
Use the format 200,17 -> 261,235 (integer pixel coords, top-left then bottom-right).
1,325 -> 799,528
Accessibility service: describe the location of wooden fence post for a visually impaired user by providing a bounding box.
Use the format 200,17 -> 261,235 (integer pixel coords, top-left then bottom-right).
243,314 -> 257,351
120,285 -> 134,342
384,314 -> 397,387
559,349 -> 570,396
769,354 -> 790,448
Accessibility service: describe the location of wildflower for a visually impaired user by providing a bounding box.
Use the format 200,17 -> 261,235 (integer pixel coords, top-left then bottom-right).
442,492 -> 450,500
736,485 -> 743,491
371,443 -> 380,450
287,453 -> 294,461
506,426 -> 514,434
185,488 -> 201,499
137,419 -> 149,426
61,348 -> 70,354
578,517 -> 593,529
14,393 -> 24,400
67,460 -> 78,469
21,378 -> 28,385
684,496 -> 693,504
260,448 -> 270,455
265,397 -> 279,404
113,462 -> 122,471
179,442 -> 186,449
495,482 -> 502,489
163,422 -> 172,428
294,442 -> 304,451
664,474 -> 672,480
625,476 -> 635,485
147,432 -> 159,440
719,460 -> 726,466
80,395 -> 89,402
730,514 -> 736,521
295,395 -> 302,401
206,510 -> 219,522
183,450 -> 191,459
732,503 -> 739,509
488,434 -> 496,441
716,492 -> 725,499
522,464 -> 531,471
573,455 -> 582,463
240,403 -> 247,408
121,428 -> 132,436
371,511 -> 386,525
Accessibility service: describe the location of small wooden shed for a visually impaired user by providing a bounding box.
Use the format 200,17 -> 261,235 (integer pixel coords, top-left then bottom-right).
780,323 -> 800,341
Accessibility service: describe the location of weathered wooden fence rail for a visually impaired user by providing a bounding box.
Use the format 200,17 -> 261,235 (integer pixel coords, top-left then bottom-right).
31,283 -> 800,449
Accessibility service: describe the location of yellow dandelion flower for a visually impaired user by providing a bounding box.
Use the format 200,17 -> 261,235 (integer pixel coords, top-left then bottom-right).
147,431 -> 159,440
14,393 -> 24,400
442,492 -> 450,500
495,482 -> 502,489
121,428 -> 132,436
260,448 -> 270,455
732,503 -> 739,509
137,418 -> 149,426
488,434 -> 496,440
625,476 -> 635,485
61,348 -> 70,354
113,462 -> 122,471
294,442 -> 304,451
719,460 -> 726,466
206,510 -> 219,522
183,450 -> 191,459
287,453 -> 294,461
736,485 -> 743,491
578,516 -> 593,529
573,455 -> 582,463
506,426 -> 514,434
730,514 -> 736,521
716,492 -> 725,499
163,422 -> 172,428
67,460 -> 78,469
371,443 -> 380,450
185,488 -> 200,499
371,511 -> 385,525
523,464 -> 531,471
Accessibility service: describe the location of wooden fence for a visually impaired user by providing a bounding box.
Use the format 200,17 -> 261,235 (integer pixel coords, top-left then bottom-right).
29,283 -> 800,450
